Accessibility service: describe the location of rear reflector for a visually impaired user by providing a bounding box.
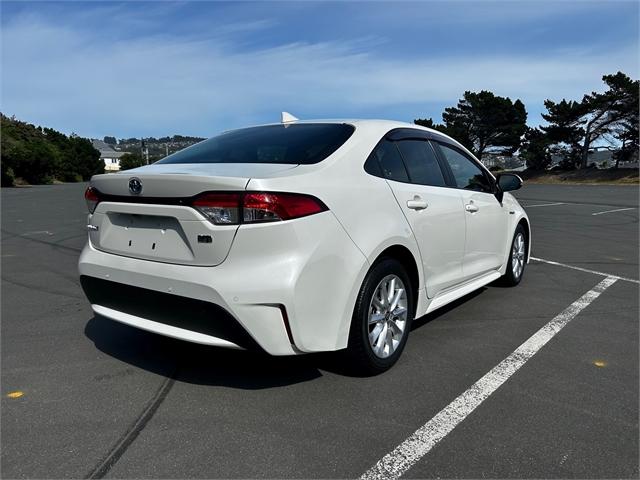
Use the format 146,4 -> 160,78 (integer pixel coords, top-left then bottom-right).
193,191 -> 327,225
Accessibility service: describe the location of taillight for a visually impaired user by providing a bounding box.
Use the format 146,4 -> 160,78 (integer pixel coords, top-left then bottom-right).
243,192 -> 327,222
192,192 -> 327,225
85,187 -> 101,213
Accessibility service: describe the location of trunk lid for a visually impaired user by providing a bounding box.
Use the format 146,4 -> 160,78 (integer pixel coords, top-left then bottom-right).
88,163 -> 298,266
91,162 -> 298,197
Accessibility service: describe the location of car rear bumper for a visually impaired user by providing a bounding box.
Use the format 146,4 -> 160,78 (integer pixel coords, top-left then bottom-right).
78,211 -> 369,355
80,275 -> 263,350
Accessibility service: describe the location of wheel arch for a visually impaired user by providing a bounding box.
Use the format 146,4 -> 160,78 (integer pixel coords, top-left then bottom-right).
498,211 -> 532,277
371,244 -> 421,316
517,216 -> 531,262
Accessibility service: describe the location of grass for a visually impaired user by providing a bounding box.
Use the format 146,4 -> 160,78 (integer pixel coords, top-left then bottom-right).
516,168 -> 638,185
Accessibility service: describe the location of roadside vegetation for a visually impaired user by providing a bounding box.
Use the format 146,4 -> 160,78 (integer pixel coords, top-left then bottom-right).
519,168 -> 638,185
118,153 -> 146,171
1,114 -> 102,187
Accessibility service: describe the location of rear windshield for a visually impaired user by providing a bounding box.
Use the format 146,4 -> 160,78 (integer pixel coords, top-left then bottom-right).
156,123 -> 355,165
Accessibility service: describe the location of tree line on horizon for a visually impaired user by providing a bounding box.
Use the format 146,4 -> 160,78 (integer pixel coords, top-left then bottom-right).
102,134 -> 205,145
1,71 -> 637,185
415,71 -> 638,170
0,115 -> 207,185
114,134 -> 206,171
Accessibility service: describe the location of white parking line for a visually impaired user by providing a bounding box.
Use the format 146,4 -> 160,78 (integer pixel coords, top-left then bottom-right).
518,199 -> 636,209
531,256 -> 639,284
360,276 -> 618,480
523,202 -> 566,208
591,207 -> 636,216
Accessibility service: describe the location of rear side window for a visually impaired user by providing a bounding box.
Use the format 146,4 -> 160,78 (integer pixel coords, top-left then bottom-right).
365,140 -> 409,182
395,140 -> 446,187
156,124 -> 355,165
437,143 -> 493,193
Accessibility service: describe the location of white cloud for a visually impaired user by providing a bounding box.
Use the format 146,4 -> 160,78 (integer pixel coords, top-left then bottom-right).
1,9 -> 637,137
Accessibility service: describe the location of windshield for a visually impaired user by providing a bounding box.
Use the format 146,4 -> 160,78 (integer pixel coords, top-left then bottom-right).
156,123 -> 355,165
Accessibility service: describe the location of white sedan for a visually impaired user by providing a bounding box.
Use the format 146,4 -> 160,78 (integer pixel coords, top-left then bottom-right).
79,117 -> 530,374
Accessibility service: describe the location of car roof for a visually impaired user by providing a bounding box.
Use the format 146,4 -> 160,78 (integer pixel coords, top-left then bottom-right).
227,118 -> 444,139
217,118 -> 473,161
251,118 -> 435,131
298,118 -> 465,149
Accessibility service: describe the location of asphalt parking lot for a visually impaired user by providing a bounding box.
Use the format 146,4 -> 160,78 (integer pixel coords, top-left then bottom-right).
2,182 -> 638,479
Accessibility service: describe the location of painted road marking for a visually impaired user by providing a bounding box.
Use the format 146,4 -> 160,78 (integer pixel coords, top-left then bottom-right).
523,202 -> 566,208
21,230 -> 54,236
360,276 -> 617,480
517,198 -> 637,209
591,207 -> 636,216
6,391 -> 24,398
531,256 -> 639,284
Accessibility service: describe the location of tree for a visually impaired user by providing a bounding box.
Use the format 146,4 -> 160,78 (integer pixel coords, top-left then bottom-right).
1,113 -> 101,185
541,99 -> 584,169
519,127 -> 552,170
542,72 -> 639,169
578,72 -> 638,168
103,136 -> 117,145
1,115 -> 60,184
609,74 -> 639,167
68,136 -> 103,180
414,118 -> 438,129
438,91 -> 527,159
119,153 -> 145,171
612,116 -> 639,167
413,118 -> 454,137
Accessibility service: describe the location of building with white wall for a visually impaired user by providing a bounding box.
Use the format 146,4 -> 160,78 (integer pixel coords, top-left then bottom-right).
92,139 -> 127,172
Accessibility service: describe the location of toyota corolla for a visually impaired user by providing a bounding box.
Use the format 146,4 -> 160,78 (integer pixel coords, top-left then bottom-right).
79,116 -> 530,374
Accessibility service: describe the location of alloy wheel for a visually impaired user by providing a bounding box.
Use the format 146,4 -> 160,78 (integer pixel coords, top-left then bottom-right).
512,232 -> 526,280
367,274 -> 408,358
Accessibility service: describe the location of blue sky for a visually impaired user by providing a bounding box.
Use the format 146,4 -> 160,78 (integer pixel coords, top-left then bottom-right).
1,1 -> 638,139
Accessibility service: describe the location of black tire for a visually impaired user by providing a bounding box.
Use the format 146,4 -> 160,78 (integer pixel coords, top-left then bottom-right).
346,258 -> 415,376
500,224 -> 528,287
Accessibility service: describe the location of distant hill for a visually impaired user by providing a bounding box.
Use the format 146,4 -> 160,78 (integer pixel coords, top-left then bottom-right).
102,135 -> 205,162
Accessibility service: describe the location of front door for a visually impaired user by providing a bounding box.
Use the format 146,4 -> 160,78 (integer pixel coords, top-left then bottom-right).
434,142 -> 509,281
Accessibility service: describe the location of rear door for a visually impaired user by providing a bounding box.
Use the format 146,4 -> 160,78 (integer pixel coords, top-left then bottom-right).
368,137 -> 466,298
433,142 -> 509,281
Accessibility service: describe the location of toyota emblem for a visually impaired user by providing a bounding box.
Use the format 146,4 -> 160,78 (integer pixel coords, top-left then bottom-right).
128,177 -> 143,195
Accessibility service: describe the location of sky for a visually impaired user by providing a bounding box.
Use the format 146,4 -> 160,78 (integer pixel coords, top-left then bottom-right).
1,0 -> 638,139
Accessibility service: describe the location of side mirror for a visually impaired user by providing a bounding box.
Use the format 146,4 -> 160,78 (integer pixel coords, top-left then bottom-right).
496,173 -> 523,192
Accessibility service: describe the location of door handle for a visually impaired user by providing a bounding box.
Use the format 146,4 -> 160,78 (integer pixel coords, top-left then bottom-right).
407,197 -> 428,210
465,203 -> 479,213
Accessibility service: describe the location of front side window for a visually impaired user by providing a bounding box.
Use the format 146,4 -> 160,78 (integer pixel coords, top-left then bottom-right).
395,140 -> 446,187
156,123 -> 355,165
437,143 -> 493,193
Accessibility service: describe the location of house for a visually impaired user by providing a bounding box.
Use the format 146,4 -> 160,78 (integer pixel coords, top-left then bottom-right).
92,139 -> 127,172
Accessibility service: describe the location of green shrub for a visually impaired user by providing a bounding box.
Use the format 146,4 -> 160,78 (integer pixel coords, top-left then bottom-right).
1,165 -> 15,187
1,114 -> 102,185
119,153 -> 146,170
